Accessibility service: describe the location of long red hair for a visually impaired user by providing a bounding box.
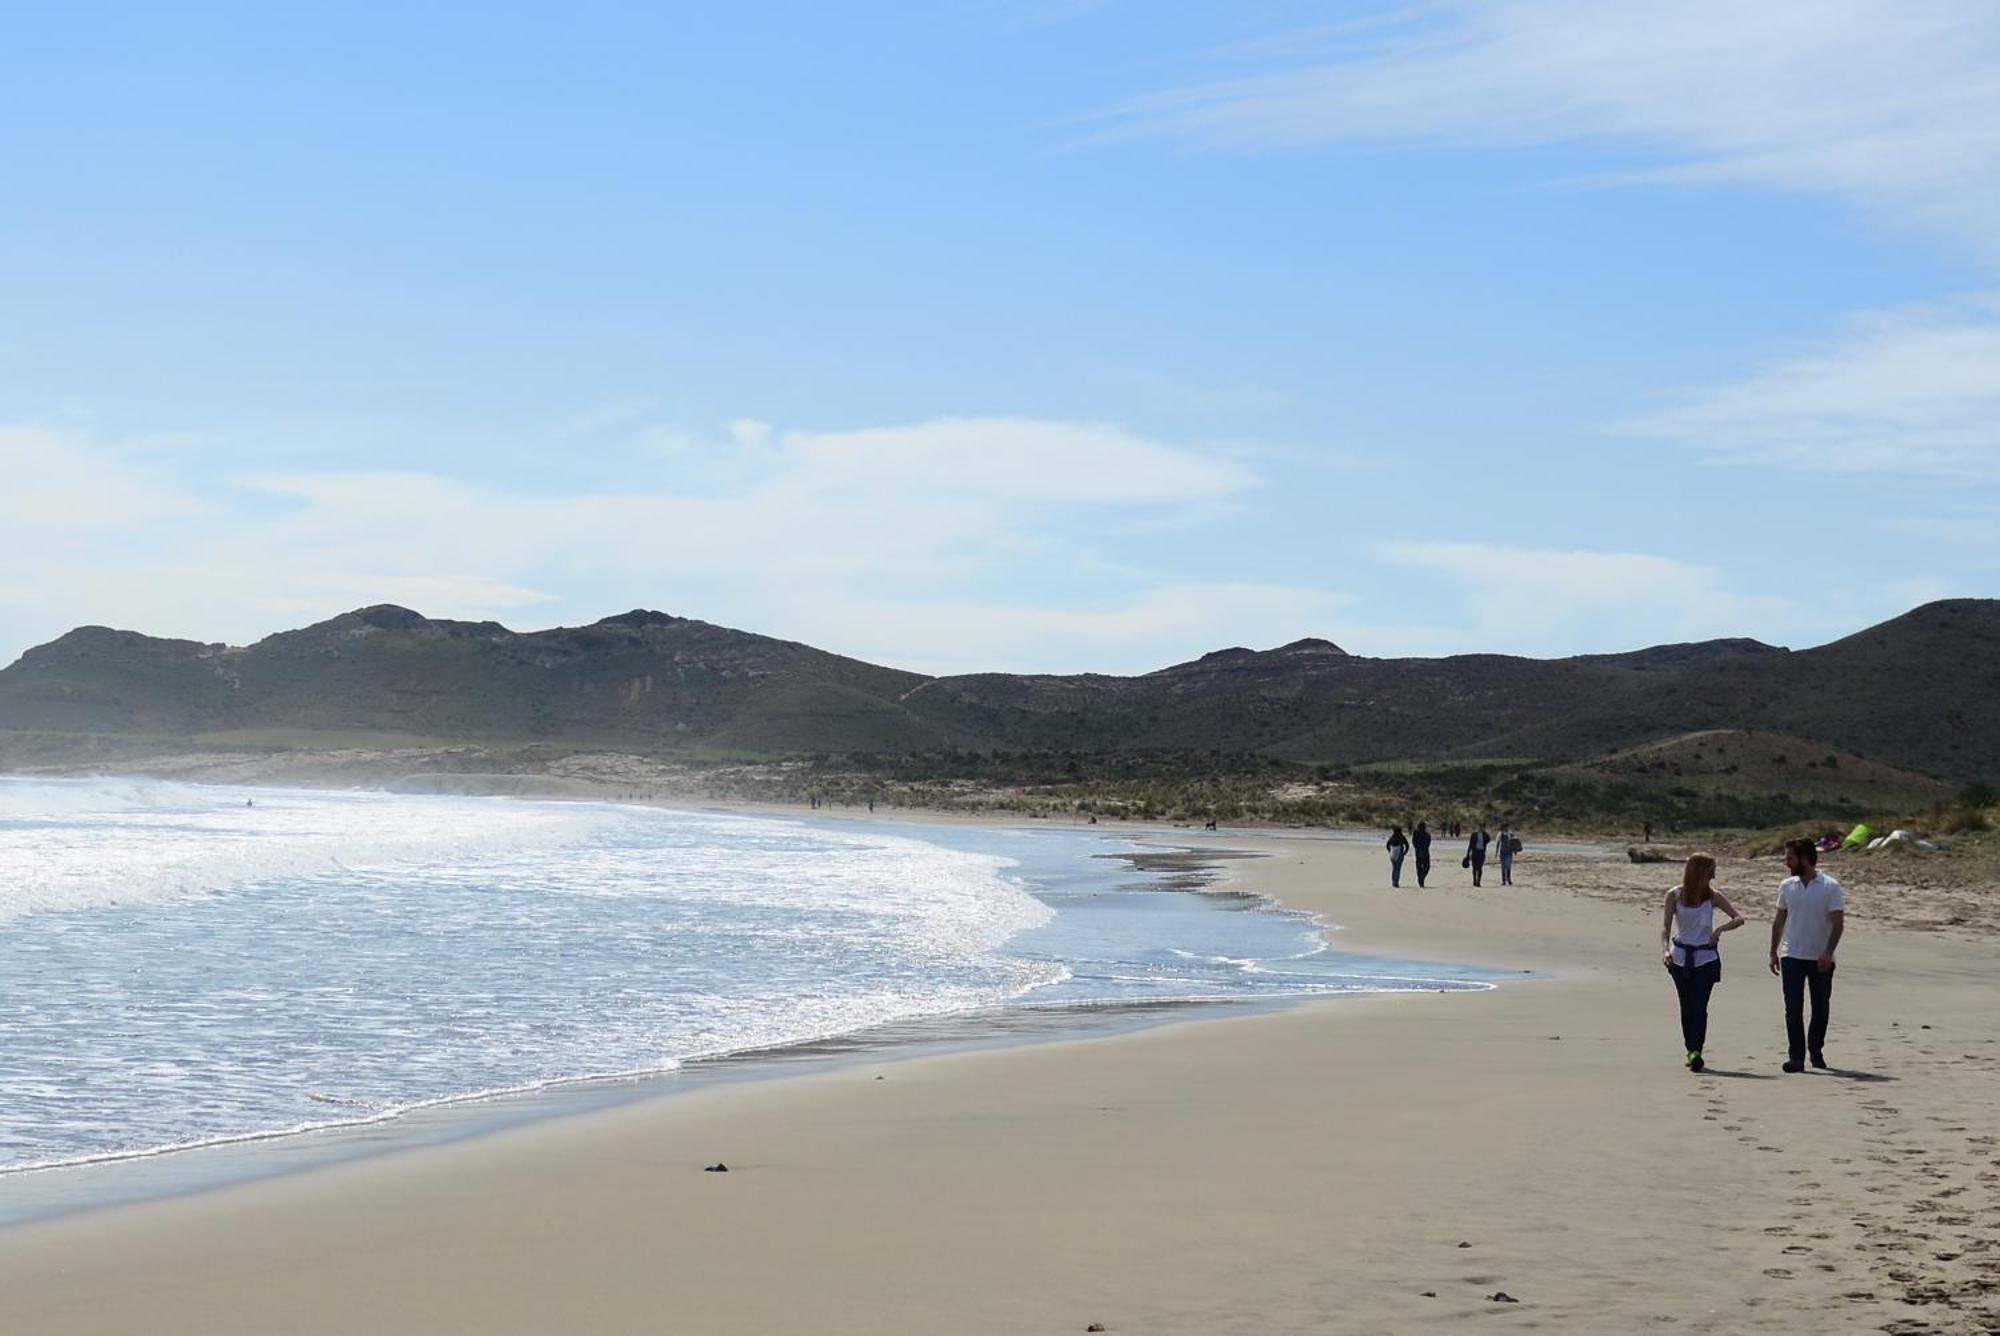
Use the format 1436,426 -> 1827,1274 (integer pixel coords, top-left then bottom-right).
1679,853 -> 1717,906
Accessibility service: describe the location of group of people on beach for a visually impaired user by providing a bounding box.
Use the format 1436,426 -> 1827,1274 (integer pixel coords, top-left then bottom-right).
1380,825 -> 1845,1075
1662,838 -> 1844,1074
1383,821 -> 1521,889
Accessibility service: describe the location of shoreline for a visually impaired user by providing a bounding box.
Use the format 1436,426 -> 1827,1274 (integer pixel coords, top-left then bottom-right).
4,819 -> 1998,1331
0,799 -> 1492,1228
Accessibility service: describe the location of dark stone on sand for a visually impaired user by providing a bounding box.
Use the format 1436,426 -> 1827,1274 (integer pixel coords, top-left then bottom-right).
704,1162 -> 729,1172
1087,1324 -> 1106,1332
1457,1241 -> 1472,1248
1489,1291 -> 1518,1303
1421,1291 -> 1437,1298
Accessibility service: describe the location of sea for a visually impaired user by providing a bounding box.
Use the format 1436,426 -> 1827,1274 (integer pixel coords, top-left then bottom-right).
0,776 -> 1494,1217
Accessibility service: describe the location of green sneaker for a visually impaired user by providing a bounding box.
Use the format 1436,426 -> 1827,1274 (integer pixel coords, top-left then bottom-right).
1689,1051 -> 1704,1073
1684,1050 -> 1697,1069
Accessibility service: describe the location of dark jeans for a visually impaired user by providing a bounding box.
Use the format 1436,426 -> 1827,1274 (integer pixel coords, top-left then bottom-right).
1414,852 -> 1431,887
1668,959 -> 1721,1052
1469,853 -> 1485,885
1390,851 -> 1405,886
1499,853 -> 1513,885
1780,956 -> 1835,1061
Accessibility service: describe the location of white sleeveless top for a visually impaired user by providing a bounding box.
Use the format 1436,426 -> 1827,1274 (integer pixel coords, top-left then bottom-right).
1670,896 -> 1718,968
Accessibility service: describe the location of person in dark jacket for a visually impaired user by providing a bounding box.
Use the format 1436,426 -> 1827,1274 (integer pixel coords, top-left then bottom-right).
1412,821 -> 1432,888
1465,826 -> 1491,886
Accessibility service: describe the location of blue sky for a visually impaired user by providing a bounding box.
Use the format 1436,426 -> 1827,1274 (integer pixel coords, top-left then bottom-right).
5,1 -> 1997,674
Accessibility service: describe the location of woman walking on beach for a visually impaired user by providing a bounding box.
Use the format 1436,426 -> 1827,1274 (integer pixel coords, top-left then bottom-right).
1661,853 -> 1745,1072
1386,826 -> 1410,887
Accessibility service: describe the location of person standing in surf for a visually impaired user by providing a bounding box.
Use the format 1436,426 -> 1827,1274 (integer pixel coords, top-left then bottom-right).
1661,853 -> 1745,1072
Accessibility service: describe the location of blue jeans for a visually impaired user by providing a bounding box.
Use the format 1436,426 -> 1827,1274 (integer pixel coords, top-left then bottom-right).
1668,959 -> 1720,1052
1390,851 -> 1405,886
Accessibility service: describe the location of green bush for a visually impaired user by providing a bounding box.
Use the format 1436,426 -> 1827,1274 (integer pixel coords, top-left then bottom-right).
1956,781 -> 1998,808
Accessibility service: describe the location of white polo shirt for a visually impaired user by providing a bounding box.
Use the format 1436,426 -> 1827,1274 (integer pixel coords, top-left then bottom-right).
1778,871 -> 1846,960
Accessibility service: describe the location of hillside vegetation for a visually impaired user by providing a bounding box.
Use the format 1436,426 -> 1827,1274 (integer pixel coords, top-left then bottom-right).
1,601 -> 1995,831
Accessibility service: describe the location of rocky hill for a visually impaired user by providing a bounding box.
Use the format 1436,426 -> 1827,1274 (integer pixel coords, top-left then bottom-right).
1,599 -> 1994,784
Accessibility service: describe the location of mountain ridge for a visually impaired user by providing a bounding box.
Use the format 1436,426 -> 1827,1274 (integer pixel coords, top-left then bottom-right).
2,599 -> 1994,783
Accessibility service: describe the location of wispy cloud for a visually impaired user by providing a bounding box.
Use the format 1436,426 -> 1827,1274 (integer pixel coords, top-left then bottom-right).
0,428 -> 209,535
1,417 -> 1275,673
1613,298 -> 2000,477
822,582 -> 1354,676
1112,0 -> 2000,252
1382,540 -> 1803,652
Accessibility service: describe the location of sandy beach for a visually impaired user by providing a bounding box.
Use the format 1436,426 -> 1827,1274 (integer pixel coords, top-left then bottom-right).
4,823 -> 1998,1334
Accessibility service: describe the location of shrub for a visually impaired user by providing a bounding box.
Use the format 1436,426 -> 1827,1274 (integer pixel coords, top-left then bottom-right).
1940,805 -> 1992,835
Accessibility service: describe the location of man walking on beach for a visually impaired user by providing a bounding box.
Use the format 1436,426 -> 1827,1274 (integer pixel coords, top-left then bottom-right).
1497,822 -> 1516,886
1465,825 -> 1490,887
1768,838 -> 1845,1073
1412,821 -> 1432,888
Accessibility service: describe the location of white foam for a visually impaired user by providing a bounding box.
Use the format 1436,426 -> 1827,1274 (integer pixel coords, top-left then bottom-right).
0,776 -> 623,922
0,781 -> 1067,1172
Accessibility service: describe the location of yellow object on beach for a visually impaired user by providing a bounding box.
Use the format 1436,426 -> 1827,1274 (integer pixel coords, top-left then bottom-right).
1840,823 -> 1873,850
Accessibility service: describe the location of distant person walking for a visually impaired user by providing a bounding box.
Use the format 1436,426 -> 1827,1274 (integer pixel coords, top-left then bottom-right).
1412,821 -> 1432,888
1497,822 -> 1517,885
1464,826 -> 1490,886
1769,838 -> 1846,1073
1661,853 -> 1744,1072
1386,826 -> 1410,887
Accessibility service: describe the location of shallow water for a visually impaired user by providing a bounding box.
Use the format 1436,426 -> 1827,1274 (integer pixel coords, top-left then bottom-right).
0,778 -> 1493,1197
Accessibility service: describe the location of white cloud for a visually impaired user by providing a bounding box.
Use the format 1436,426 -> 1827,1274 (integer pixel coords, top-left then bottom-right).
0,428 -> 209,534
802,582 -> 1354,676
1116,0 -> 2000,251
1382,540 -> 1802,652
776,416 -> 1250,504
0,417 -> 1267,673
1615,298 -> 2000,475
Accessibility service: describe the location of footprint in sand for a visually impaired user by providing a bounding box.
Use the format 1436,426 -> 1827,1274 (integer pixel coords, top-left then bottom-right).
1761,1267 -> 1794,1278
1782,1245 -> 1812,1255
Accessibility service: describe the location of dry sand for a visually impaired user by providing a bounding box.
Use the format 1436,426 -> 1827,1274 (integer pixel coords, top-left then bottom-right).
4,826 -> 1998,1334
